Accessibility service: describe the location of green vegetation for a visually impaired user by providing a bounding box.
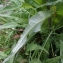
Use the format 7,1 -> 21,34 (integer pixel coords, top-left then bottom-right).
0,0 -> 63,63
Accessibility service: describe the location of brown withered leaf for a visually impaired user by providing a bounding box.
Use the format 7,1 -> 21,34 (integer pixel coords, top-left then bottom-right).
0,48 -> 7,51
12,34 -> 21,39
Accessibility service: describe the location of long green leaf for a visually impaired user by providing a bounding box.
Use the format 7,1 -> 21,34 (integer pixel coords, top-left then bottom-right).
24,0 -> 39,8
0,51 -> 7,59
44,56 -> 63,63
0,0 -> 24,13
60,40 -> 63,63
36,0 -> 63,9
26,43 -> 48,54
12,11 -> 52,53
3,11 -> 52,63
29,59 -> 42,63
0,22 -> 18,29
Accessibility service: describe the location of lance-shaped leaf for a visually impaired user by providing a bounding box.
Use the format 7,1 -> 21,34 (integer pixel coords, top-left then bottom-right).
0,0 -> 24,13
3,11 -> 52,63
24,0 -> 39,8
44,56 -> 63,63
12,11 -> 52,53
29,59 -> 42,63
36,0 -> 63,9
0,14 -> 19,20
60,40 -> 63,63
26,43 -> 48,54
0,22 -> 18,29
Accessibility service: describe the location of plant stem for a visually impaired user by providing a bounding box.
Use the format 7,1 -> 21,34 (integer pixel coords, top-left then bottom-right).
47,0 -> 52,29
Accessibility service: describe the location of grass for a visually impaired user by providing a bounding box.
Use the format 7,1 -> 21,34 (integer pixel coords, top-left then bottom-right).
0,0 -> 63,63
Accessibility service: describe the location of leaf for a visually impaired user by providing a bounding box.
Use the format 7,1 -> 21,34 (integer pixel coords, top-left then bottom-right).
3,11 -> 52,63
11,0 -> 21,5
6,57 -> 14,63
0,51 -> 7,59
0,22 -> 18,29
29,59 -> 42,63
2,43 -> 17,63
57,3 -> 63,16
22,2 -> 33,8
26,43 -> 48,54
12,11 -> 52,53
12,34 -> 20,39
5,31 -> 13,42
48,0 -> 57,2
26,43 -> 41,51
44,56 -> 63,63
35,0 -> 42,4
60,40 -> 63,63
0,14 -> 19,20
0,5 -> 18,13
41,39 -> 51,60
36,0 -> 63,9
0,0 -> 24,13
24,0 -> 39,8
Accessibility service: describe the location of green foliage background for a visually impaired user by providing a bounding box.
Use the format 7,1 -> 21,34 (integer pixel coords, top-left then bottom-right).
0,0 -> 63,63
